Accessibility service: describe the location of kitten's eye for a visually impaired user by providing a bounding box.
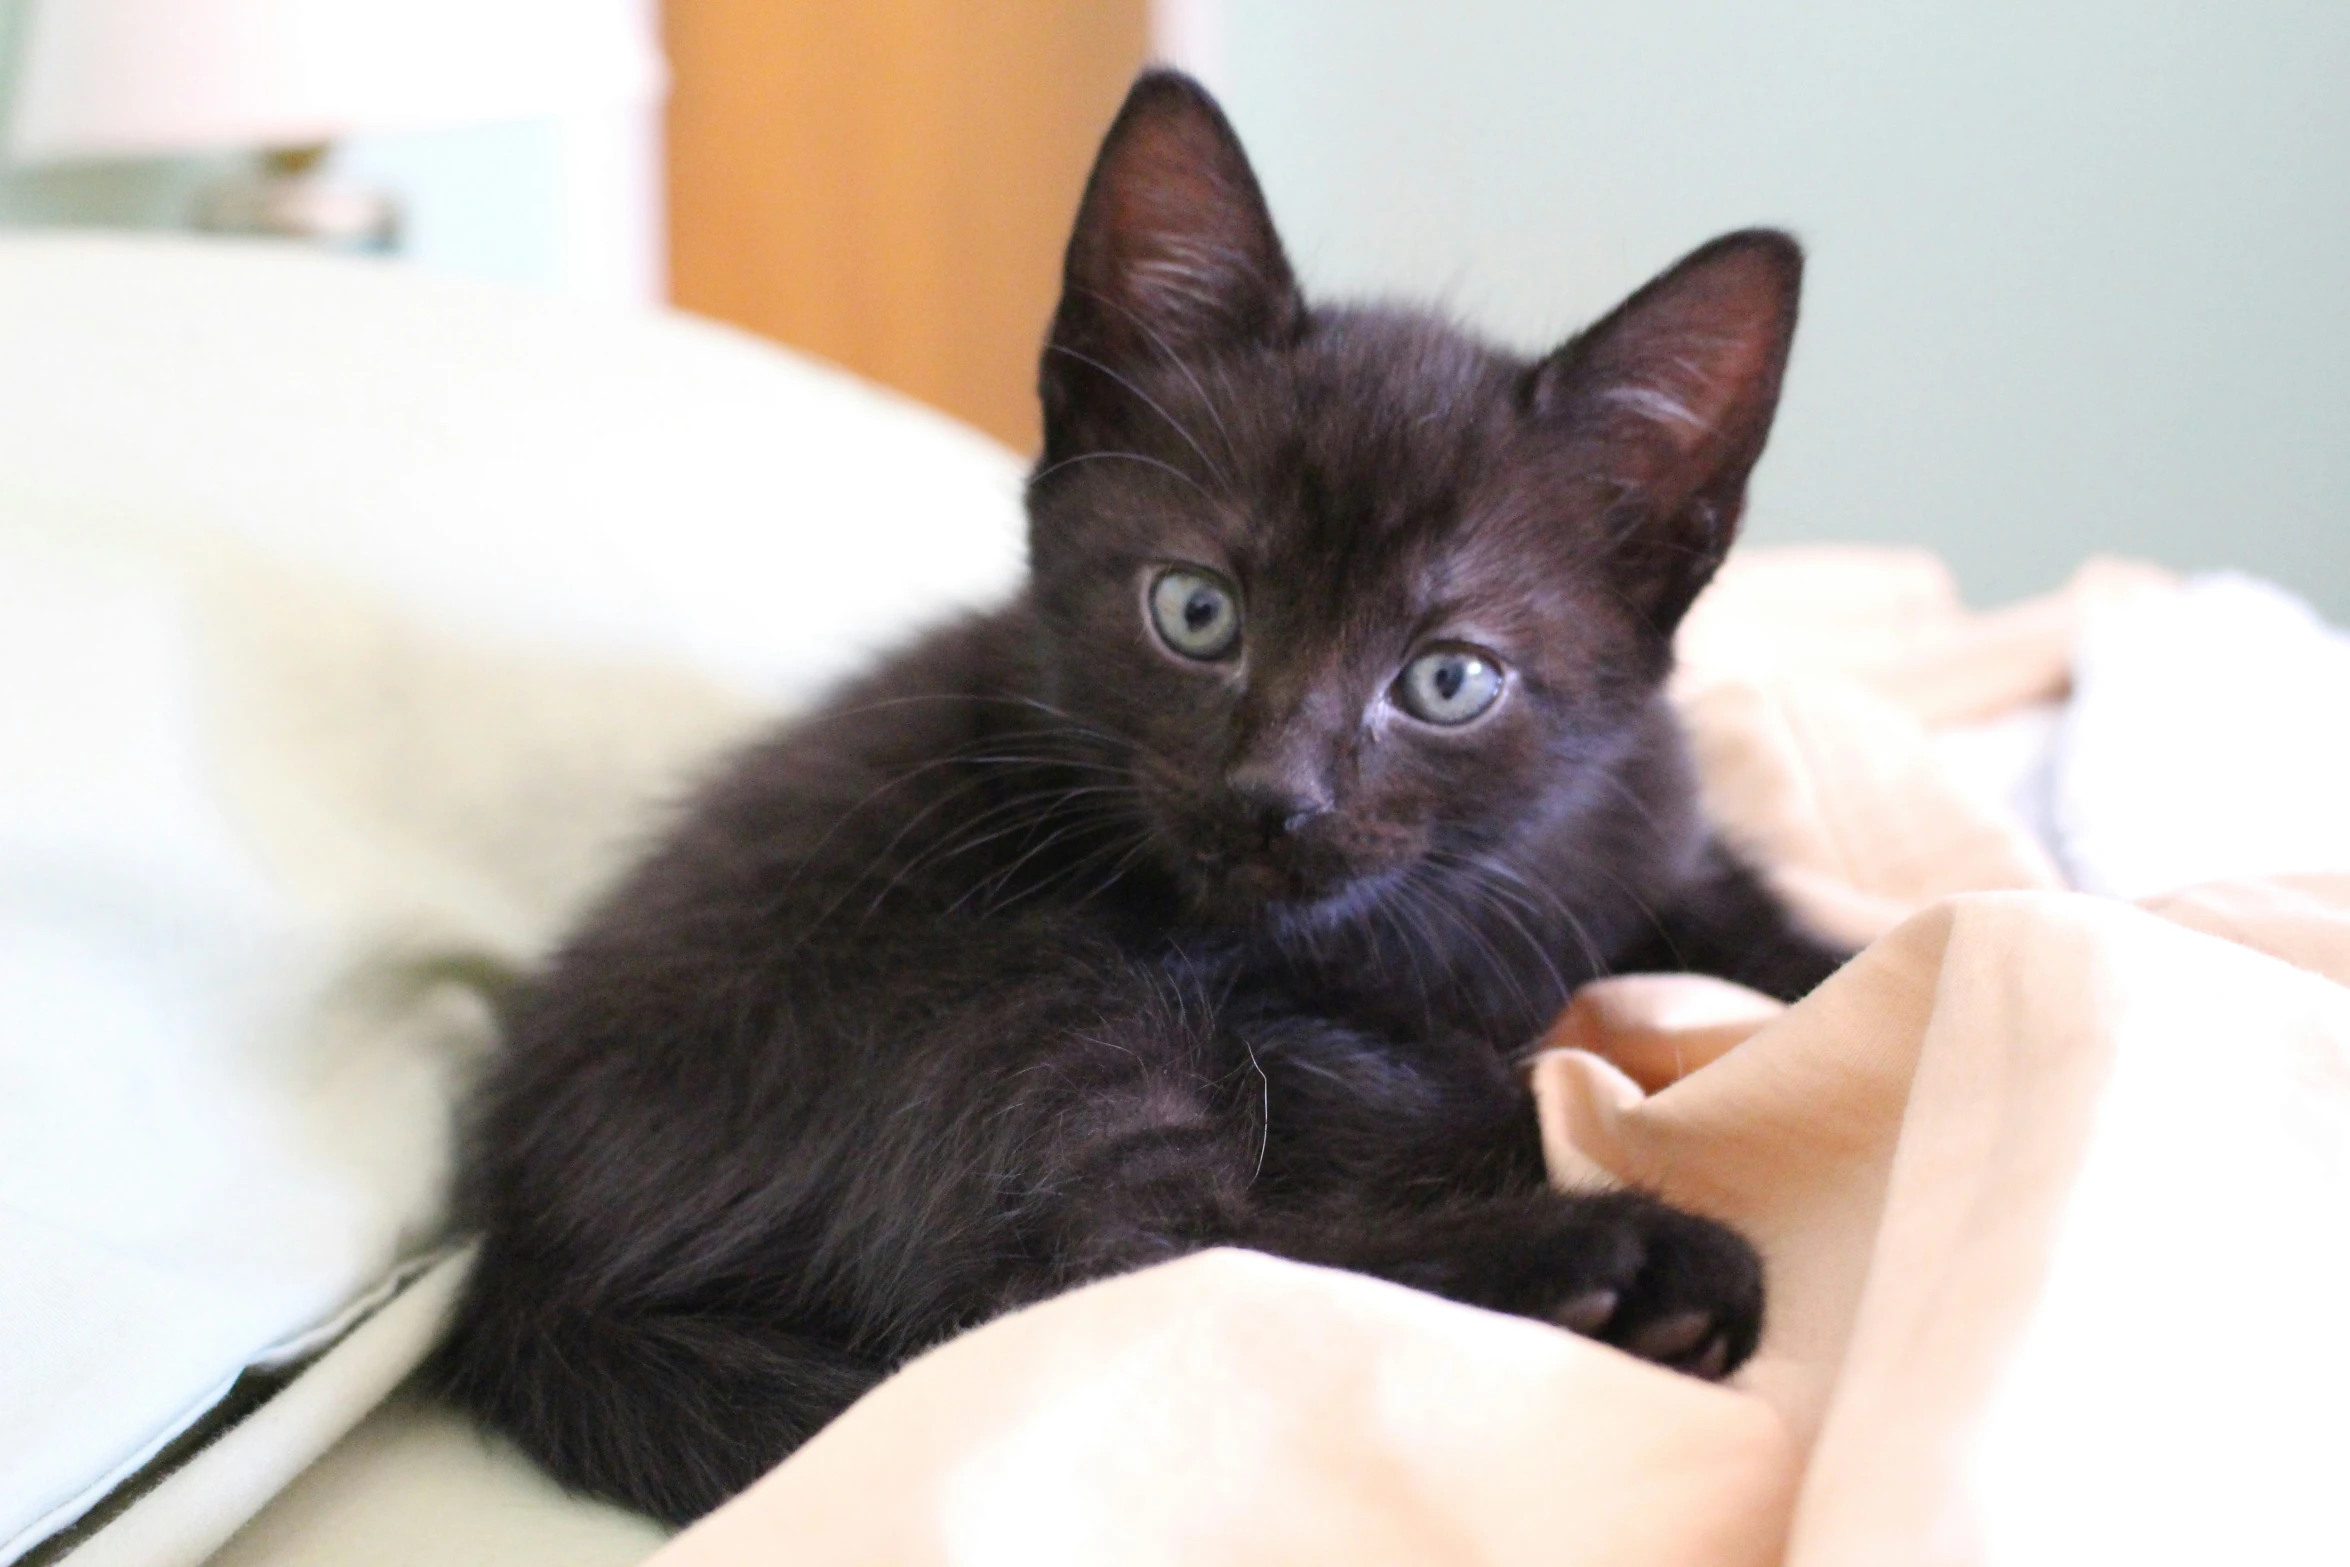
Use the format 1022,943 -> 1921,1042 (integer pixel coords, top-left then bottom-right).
1396,647 -> 1505,726
1148,568 -> 1241,660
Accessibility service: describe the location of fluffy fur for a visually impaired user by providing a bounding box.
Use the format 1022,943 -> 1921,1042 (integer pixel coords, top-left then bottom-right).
435,71 -> 1844,1524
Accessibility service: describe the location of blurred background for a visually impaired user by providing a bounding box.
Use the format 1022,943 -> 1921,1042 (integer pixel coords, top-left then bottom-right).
1,0 -> 2343,614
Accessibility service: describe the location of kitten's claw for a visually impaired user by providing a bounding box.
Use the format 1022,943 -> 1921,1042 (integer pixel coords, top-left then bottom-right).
1532,1195 -> 1763,1380
1554,1288 -> 1619,1336
1626,1308 -> 1712,1363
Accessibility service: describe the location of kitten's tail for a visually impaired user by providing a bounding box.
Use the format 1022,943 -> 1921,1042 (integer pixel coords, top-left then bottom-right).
429,1246 -> 886,1525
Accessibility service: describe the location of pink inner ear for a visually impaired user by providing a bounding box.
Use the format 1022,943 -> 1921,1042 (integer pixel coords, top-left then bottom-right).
1109,157 -> 1260,332
1056,74 -> 1297,369
1601,379 -> 1716,441
1598,309 -> 1787,459
1561,235 -> 1801,475
1600,325 -> 1779,453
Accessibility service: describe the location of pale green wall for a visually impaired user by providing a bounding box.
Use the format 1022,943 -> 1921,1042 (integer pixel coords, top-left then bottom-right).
1214,0 -> 2350,615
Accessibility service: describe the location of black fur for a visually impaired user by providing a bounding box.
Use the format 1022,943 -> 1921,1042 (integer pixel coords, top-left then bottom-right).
434,70 -> 1844,1525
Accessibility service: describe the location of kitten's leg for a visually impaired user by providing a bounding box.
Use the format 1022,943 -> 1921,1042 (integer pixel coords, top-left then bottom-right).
1227,1013 -> 1765,1378
1002,1090 -> 1764,1382
1250,1188 -> 1764,1379
846,976 -> 1766,1382
1623,838 -> 1850,1001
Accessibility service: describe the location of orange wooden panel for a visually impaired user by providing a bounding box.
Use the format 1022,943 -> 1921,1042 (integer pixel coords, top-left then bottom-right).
665,0 -> 1149,453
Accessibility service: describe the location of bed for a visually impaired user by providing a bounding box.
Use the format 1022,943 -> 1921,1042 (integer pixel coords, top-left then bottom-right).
4,233 -> 2346,1567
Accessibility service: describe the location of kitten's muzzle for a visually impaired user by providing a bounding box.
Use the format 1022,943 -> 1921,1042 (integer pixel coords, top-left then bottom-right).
1174,767 -> 1347,916
1223,761 -> 1333,847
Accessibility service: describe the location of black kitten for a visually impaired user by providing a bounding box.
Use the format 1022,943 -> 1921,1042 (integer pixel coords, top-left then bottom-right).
436,71 -> 1844,1524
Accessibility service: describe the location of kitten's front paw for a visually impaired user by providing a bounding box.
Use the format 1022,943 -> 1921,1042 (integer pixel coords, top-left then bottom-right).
1543,1195 -> 1763,1381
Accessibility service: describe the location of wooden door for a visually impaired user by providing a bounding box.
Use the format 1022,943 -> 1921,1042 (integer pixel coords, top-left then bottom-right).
664,0 -> 1150,453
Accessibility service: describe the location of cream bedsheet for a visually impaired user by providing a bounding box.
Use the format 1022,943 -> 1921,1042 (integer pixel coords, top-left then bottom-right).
651,550 -> 2350,1567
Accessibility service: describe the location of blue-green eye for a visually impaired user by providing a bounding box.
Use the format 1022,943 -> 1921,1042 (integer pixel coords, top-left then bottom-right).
1397,646 -> 1505,725
1149,568 -> 1241,660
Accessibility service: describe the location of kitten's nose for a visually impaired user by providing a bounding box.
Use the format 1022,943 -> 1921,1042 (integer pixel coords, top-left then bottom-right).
1225,761 -> 1333,841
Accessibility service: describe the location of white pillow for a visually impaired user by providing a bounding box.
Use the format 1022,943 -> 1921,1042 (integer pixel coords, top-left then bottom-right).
0,233 -> 1030,1558
0,232 -> 1028,693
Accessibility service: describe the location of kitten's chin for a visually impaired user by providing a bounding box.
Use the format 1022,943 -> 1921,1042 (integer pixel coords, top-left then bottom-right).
1173,852 -> 1392,934
1178,861 -> 1295,927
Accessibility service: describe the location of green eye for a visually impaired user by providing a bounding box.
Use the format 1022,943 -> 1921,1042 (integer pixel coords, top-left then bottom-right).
1149,568 -> 1241,660
1397,646 -> 1505,725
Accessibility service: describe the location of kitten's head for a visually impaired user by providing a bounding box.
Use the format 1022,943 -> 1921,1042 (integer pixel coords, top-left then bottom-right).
1027,72 -> 1800,930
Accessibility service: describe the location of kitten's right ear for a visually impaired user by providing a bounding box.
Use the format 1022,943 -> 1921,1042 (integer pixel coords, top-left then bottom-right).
1042,71 -> 1300,451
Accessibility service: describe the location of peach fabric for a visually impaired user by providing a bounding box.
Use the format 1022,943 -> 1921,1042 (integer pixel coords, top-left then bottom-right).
1538,884 -> 2350,1567
656,1250 -> 1798,1567
649,553 -> 2350,1566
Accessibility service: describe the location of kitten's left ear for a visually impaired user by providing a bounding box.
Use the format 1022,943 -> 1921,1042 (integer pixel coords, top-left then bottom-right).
1528,230 -> 1802,631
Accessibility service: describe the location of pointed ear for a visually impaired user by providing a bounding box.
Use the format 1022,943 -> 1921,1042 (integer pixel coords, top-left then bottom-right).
1042,71 -> 1300,449
1529,230 -> 1802,631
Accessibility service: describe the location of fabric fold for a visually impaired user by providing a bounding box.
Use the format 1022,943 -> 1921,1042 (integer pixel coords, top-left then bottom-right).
654,884 -> 2350,1566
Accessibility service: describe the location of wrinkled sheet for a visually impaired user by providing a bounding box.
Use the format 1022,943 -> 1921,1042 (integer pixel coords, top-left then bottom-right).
654,550 -> 2350,1567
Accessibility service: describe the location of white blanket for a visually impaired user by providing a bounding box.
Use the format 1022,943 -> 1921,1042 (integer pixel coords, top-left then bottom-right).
2055,572 -> 2350,897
